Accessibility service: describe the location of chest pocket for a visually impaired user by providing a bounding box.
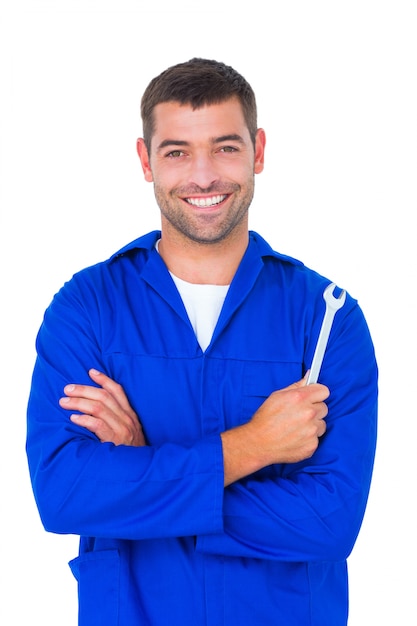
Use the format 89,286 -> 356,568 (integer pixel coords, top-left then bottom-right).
241,360 -> 304,422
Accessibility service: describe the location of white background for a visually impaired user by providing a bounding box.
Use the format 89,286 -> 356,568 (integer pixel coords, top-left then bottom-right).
1,1 -> 416,624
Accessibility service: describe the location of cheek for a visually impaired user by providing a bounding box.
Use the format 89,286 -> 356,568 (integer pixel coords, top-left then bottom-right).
228,157 -> 256,180
151,162 -> 185,190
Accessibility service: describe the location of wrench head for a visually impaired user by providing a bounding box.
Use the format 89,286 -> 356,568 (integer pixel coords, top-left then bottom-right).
323,282 -> 346,310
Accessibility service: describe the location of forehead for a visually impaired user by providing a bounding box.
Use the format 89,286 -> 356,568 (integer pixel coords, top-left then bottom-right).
151,98 -> 249,145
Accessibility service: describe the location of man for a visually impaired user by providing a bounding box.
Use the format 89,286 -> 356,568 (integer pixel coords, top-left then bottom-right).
26,58 -> 378,625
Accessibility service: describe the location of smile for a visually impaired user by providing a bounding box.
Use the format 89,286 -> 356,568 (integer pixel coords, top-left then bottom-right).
185,195 -> 227,208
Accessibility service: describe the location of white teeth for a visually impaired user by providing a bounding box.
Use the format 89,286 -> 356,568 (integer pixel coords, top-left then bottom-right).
186,195 -> 226,207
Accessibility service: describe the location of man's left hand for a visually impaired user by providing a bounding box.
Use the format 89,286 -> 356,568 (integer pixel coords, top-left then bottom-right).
59,369 -> 145,446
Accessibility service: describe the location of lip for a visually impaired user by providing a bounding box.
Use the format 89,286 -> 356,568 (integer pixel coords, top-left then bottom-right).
183,194 -> 229,209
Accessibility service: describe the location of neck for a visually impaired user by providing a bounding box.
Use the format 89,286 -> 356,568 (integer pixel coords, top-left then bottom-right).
158,227 -> 248,285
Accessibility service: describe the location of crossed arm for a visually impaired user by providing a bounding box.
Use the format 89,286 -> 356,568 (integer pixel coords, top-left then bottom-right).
59,369 -> 329,487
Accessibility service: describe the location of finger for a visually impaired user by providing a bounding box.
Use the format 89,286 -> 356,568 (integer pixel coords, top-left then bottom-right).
281,376 -> 330,404
301,382 -> 330,402
70,413 -> 112,442
284,371 -> 323,390
63,383 -> 105,401
61,386 -> 142,438
285,375 -> 309,390
317,416 -> 327,438
62,382 -> 123,417
59,395 -> 113,419
88,369 -> 137,417
60,381 -> 141,440
70,410 -> 144,446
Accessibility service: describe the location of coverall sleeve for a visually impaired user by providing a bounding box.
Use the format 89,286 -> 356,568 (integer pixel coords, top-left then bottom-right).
26,277 -> 224,540
196,300 -> 378,563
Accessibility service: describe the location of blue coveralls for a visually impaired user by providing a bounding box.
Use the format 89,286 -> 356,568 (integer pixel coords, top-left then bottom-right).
26,231 -> 378,625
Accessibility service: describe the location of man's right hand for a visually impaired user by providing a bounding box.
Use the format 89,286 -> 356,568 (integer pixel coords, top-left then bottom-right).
220,376 -> 329,486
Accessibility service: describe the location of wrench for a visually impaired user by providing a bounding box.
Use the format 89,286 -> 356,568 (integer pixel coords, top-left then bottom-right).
306,282 -> 346,384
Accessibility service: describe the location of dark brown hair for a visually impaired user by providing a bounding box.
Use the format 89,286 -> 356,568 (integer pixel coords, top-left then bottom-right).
141,58 -> 258,152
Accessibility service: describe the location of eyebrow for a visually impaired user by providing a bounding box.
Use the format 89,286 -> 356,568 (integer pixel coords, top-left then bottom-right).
156,134 -> 246,152
214,134 -> 246,144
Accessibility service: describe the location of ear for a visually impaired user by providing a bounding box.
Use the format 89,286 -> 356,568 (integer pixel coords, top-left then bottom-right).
254,128 -> 266,174
136,138 -> 153,182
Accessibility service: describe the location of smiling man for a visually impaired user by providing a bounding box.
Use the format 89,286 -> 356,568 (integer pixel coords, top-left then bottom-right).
26,58 -> 378,625
138,99 -> 264,250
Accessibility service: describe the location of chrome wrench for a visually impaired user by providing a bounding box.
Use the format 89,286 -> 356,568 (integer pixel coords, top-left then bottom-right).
306,283 -> 346,384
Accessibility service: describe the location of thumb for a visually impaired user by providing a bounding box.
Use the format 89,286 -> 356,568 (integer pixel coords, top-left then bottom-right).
286,371 -> 310,390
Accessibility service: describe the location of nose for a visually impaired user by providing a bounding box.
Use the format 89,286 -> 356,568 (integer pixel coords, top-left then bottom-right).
187,153 -> 220,190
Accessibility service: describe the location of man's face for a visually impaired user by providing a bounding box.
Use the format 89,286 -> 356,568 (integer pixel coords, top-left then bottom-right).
137,98 -> 265,245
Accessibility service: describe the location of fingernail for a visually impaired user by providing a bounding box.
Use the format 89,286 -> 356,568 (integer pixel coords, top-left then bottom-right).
64,384 -> 75,393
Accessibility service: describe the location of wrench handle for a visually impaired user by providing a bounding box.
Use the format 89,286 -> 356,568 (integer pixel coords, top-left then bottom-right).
306,309 -> 337,384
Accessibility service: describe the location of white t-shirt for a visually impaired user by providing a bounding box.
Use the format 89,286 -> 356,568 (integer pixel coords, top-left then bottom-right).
170,273 -> 229,351
155,240 -> 229,351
